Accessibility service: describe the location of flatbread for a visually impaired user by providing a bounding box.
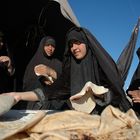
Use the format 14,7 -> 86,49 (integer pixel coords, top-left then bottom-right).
34,64 -> 54,83
0,110 -> 46,139
0,95 -> 15,116
70,81 -> 109,113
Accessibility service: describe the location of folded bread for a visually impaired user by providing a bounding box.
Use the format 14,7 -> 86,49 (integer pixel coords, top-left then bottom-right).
70,81 -> 109,114
34,64 -> 57,83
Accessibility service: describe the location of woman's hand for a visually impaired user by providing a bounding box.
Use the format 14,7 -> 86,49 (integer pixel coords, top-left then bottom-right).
0,56 -> 11,67
0,56 -> 14,75
34,64 -> 57,85
128,88 -> 140,103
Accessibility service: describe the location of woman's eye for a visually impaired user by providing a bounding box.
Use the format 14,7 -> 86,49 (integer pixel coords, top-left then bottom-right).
69,40 -> 81,48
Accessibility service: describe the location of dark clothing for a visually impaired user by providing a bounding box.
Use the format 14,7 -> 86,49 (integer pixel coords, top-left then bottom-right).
30,58 -> 70,110
34,27 -> 131,113
66,27 -> 131,113
22,36 -> 62,109
127,48 -> 140,90
0,40 -> 15,93
23,36 -> 62,91
0,64 -> 13,93
31,60 -> 71,110
116,19 -> 139,85
127,47 -> 140,115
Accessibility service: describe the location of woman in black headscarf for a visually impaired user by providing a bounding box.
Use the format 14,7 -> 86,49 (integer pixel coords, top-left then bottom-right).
23,36 -> 62,91
20,36 -> 62,109
127,47 -> 140,116
3,27 -> 132,113
0,31 -> 15,93
64,27 -> 132,113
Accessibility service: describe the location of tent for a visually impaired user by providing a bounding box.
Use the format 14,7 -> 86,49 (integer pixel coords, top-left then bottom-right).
117,18 -> 140,87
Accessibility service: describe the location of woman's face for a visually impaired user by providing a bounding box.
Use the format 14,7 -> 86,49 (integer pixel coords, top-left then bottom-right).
70,41 -> 87,60
44,44 -> 55,56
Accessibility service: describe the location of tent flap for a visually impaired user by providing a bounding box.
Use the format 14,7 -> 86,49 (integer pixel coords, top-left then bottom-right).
116,18 -> 140,86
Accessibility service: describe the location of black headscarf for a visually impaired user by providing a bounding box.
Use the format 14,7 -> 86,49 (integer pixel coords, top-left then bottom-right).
66,29 -> 99,95
0,31 -> 9,56
126,47 -> 140,115
127,47 -> 140,91
0,31 -> 15,93
64,27 -> 131,112
23,36 -> 62,91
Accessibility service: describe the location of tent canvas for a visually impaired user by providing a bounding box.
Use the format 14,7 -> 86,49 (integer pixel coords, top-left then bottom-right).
117,18 -> 140,87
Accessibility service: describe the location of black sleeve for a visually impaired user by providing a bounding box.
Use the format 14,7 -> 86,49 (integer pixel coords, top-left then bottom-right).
44,64 -> 70,100
126,79 -> 140,93
33,88 -> 46,104
126,61 -> 140,93
35,63 -> 71,101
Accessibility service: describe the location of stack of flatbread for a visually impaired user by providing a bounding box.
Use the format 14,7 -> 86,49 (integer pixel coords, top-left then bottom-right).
0,110 -> 46,140
3,106 -> 140,140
